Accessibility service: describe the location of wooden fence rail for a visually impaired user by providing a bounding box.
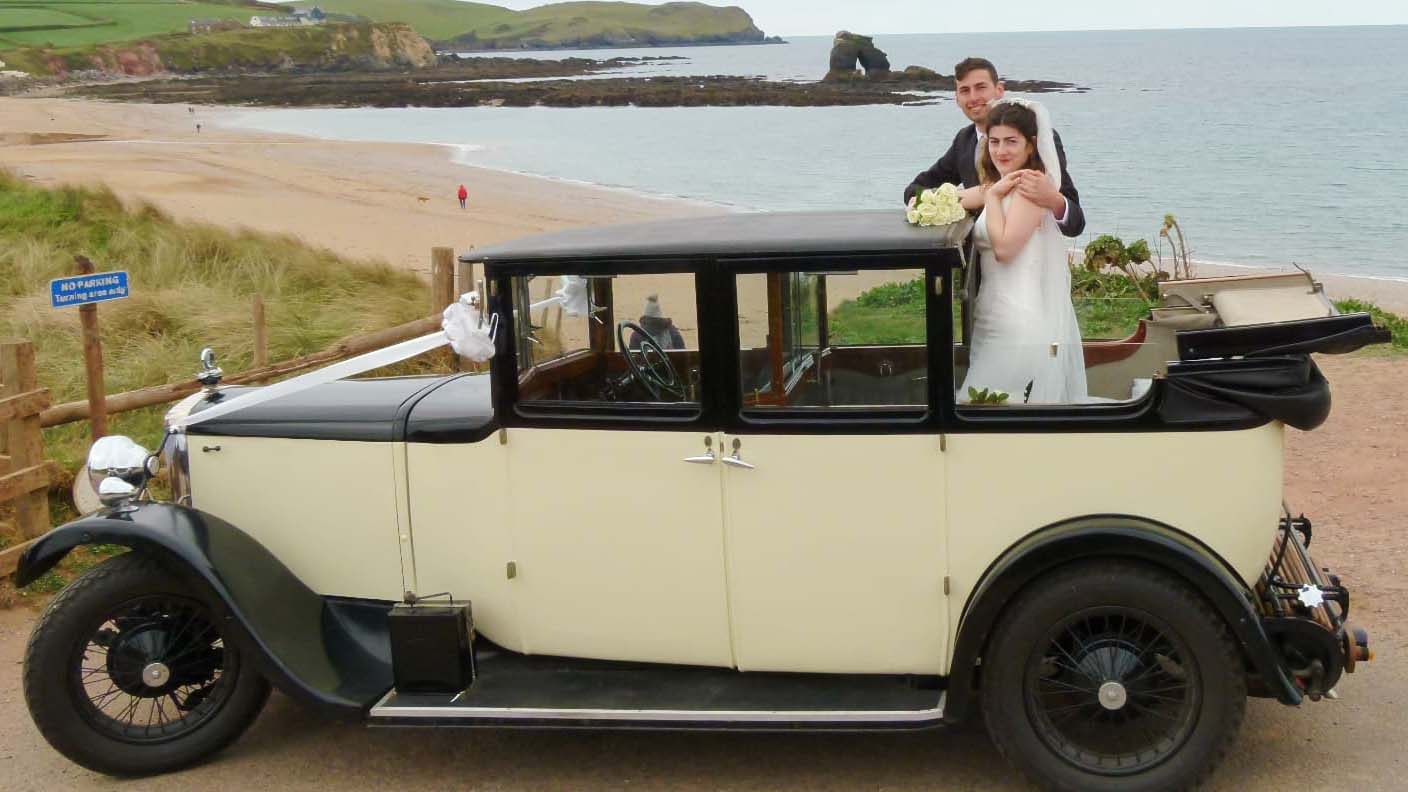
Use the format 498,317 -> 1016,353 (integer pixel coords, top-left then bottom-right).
3,248 -> 461,579
1,340 -> 57,578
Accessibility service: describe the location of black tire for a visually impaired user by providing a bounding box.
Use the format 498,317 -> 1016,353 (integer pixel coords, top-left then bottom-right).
23,552 -> 270,776
981,560 -> 1246,792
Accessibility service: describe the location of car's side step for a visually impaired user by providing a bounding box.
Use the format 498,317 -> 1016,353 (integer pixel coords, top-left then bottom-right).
367,648 -> 945,729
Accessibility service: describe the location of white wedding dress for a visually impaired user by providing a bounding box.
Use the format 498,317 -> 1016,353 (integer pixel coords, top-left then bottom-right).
958,195 -> 1088,404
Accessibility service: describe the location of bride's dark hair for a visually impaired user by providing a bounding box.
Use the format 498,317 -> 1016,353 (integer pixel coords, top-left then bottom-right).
978,102 -> 1045,185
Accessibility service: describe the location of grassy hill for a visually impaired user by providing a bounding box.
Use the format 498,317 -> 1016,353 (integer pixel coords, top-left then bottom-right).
0,1 -> 282,48
308,0 -> 767,48
289,0 -> 513,41
1,21 -> 435,75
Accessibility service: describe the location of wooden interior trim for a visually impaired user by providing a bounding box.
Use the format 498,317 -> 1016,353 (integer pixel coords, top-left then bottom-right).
1081,321 -> 1148,367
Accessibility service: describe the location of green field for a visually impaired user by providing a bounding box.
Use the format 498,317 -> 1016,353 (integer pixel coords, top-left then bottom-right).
0,1 -> 276,48
313,0 -> 762,46
306,0 -> 512,41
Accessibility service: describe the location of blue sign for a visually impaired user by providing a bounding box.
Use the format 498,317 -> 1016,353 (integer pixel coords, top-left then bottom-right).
50,271 -> 130,308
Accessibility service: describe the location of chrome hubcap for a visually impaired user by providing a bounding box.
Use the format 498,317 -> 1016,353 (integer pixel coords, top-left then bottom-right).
1098,680 -> 1128,711
141,662 -> 171,689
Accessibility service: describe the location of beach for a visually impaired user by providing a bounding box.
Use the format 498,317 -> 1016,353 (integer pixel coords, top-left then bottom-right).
5,96 -> 1407,313
0,97 -> 716,277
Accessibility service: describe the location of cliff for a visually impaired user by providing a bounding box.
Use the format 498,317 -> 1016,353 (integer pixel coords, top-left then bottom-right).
1,23 -> 436,78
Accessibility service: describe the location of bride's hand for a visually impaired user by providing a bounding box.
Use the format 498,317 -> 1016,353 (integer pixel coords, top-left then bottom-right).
989,171 -> 1022,199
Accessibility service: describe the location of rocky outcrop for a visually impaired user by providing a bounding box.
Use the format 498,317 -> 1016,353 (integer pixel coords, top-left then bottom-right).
825,31 -> 890,81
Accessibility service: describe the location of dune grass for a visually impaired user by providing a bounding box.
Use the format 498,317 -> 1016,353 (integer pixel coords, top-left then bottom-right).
0,169 -> 431,460
0,169 -> 436,602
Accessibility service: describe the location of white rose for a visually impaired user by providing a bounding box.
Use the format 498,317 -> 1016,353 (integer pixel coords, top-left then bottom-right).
917,202 -> 940,226
906,207 -> 922,224
919,188 -> 940,205
937,182 -> 959,200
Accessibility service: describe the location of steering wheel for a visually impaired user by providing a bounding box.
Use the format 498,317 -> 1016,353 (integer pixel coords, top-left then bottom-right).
616,321 -> 686,401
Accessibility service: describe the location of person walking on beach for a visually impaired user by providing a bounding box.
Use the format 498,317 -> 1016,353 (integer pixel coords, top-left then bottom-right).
457,184 -> 468,210
904,57 -> 1084,238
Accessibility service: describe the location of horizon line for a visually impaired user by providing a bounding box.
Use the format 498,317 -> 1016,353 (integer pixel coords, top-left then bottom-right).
773,21 -> 1408,37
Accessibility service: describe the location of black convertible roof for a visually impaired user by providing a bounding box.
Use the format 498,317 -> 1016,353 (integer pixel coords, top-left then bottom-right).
463,211 -> 969,264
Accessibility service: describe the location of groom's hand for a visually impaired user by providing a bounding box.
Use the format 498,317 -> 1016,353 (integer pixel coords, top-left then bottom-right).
1015,170 -> 1067,214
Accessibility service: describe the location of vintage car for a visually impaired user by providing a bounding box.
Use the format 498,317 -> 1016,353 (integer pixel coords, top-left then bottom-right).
13,211 -> 1386,791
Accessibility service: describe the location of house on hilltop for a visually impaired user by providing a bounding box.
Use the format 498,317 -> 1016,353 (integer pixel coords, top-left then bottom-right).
249,8 -> 325,28
249,15 -> 302,28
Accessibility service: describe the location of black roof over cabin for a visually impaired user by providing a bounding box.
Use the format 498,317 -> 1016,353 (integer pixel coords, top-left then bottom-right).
463,211 -> 969,266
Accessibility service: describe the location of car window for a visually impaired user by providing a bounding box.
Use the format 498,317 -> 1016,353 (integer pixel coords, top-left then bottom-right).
513,272 -> 702,408
736,268 -> 928,411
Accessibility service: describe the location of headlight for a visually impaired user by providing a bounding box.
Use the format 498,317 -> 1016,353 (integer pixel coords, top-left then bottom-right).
86,435 -> 151,509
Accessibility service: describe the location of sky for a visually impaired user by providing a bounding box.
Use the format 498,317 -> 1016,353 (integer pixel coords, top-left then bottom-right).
483,1 -> 1408,37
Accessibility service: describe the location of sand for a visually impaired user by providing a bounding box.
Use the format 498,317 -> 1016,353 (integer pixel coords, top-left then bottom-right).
4,96 -> 1408,315
0,97 -> 715,278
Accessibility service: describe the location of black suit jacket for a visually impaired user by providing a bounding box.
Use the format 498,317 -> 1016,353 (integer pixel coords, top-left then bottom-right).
904,124 -> 1086,238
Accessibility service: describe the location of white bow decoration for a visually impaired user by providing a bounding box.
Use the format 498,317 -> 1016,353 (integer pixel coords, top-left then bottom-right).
442,291 -> 498,363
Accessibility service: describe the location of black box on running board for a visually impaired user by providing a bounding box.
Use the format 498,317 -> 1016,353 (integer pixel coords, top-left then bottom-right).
388,603 -> 475,693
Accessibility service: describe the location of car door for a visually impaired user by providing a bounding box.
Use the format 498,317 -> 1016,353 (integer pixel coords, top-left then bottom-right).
719,265 -> 950,675
500,268 -> 734,668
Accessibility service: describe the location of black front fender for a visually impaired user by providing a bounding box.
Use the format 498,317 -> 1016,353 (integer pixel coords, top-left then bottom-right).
16,502 -> 392,716
942,516 -> 1302,724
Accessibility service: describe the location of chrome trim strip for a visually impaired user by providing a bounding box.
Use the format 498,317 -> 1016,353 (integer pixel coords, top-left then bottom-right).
368,690 -> 944,723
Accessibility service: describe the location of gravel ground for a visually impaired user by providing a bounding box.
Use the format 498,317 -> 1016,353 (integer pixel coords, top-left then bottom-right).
1,353 -> 1404,792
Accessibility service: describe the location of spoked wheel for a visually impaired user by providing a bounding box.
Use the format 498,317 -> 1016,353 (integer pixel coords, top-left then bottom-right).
982,561 -> 1246,792
74,593 -> 236,743
1027,607 -> 1199,774
24,553 -> 269,776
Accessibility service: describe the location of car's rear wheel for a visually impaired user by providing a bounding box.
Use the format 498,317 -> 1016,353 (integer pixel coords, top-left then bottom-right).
981,560 -> 1246,792
23,552 -> 270,776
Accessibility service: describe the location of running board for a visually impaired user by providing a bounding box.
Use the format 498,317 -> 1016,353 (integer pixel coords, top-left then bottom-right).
367,649 -> 945,730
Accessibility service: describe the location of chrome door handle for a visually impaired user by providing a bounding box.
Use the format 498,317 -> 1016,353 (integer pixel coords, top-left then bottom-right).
723,438 -> 755,470
684,435 -> 717,464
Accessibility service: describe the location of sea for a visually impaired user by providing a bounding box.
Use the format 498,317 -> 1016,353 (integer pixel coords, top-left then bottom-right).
225,26 -> 1408,280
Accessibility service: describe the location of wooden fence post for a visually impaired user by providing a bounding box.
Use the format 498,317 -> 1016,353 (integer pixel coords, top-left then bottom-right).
74,255 -> 107,441
431,248 -> 455,315
453,258 -> 476,372
1,340 -> 55,577
252,294 -> 268,371
431,247 -> 455,371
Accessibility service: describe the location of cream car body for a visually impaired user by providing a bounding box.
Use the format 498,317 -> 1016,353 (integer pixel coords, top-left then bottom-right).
16,212 -> 1383,790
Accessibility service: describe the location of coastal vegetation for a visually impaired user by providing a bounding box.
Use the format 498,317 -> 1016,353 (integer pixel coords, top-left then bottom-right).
0,169 -> 430,467
0,0 -> 279,48
311,0 -> 772,49
0,20 -> 433,75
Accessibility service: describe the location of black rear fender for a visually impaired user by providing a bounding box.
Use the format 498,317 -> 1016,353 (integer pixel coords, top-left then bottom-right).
943,516 -> 1301,724
15,502 -> 392,717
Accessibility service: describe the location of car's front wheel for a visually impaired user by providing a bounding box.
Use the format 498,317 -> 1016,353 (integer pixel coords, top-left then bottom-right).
23,552 -> 270,776
981,560 -> 1246,792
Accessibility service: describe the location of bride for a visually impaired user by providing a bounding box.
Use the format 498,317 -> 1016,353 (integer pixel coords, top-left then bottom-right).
958,97 -> 1088,404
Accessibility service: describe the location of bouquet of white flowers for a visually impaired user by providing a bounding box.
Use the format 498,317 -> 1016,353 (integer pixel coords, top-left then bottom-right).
906,183 -> 966,227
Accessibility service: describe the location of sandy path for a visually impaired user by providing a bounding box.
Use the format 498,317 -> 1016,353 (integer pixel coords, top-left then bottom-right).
0,354 -> 1404,791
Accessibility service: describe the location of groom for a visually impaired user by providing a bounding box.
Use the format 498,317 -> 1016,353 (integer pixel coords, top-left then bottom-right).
904,57 -> 1085,238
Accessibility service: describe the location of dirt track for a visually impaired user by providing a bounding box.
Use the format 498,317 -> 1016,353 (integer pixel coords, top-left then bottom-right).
2,353 -> 1405,791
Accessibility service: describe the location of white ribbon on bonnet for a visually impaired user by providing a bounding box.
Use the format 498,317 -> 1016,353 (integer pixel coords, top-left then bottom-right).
176,275 -> 593,431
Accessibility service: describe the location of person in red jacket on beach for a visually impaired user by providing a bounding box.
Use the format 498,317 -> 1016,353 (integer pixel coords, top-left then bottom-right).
457,184 -> 468,209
